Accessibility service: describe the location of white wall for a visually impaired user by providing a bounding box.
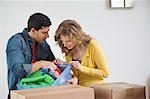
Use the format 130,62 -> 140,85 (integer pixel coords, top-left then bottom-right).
0,0 -> 150,99
0,2 -> 3,99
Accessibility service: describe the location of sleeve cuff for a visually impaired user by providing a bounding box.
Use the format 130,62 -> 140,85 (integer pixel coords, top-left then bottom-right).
23,64 -> 32,75
79,65 -> 85,72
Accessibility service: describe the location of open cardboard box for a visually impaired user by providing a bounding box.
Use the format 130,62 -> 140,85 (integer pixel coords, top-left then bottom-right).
11,85 -> 94,99
17,64 -> 72,89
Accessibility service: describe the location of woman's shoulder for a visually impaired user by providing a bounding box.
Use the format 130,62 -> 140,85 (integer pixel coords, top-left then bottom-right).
88,39 -> 99,47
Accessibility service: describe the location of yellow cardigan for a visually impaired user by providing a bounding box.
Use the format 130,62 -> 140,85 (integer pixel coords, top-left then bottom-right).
65,39 -> 109,86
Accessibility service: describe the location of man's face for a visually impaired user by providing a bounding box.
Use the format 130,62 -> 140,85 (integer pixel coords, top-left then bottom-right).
34,27 -> 50,43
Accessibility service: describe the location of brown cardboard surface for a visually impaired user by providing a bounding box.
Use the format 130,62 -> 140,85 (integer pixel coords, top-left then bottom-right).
12,85 -> 79,93
90,82 -> 146,99
11,85 -> 94,99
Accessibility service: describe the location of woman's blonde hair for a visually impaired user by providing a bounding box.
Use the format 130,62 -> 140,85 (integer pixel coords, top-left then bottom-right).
55,20 -> 92,55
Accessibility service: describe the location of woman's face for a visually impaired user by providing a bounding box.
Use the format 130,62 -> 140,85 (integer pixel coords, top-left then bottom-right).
60,35 -> 76,50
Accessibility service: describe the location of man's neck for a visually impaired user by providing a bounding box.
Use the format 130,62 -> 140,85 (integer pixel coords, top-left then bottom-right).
28,31 -> 35,41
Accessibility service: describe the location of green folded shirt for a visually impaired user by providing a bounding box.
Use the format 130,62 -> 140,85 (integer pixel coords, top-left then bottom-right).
18,70 -> 54,89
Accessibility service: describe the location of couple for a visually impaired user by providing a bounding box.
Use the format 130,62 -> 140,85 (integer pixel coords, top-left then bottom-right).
6,13 -> 109,98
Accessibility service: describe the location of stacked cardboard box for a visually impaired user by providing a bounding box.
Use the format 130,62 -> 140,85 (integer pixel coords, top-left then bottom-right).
11,85 -> 94,99
90,82 -> 146,99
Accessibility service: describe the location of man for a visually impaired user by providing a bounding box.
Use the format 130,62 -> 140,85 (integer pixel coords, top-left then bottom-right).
6,13 -> 56,98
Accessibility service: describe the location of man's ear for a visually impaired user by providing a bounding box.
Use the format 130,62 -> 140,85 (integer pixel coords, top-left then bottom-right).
30,28 -> 37,39
31,28 -> 37,35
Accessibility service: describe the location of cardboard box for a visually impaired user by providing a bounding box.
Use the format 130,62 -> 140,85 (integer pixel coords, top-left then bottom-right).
11,85 -> 94,99
90,82 -> 146,99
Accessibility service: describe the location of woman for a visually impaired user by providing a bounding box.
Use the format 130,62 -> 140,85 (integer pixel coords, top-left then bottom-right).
54,20 -> 109,86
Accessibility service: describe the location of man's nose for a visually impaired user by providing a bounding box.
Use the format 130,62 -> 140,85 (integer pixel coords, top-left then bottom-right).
46,33 -> 49,38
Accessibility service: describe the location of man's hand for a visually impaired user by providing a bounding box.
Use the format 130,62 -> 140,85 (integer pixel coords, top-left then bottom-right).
32,60 -> 57,73
53,58 -> 63,65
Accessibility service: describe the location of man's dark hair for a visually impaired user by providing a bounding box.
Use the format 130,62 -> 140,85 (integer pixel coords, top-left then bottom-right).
27,13 -> 52,32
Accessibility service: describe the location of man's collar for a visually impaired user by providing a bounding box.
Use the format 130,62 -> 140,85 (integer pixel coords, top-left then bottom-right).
22,28 -> 34,44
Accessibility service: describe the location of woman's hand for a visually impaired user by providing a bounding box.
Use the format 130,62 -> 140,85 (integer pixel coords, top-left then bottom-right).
69,61 -> 81,70
67,77 -> 78,85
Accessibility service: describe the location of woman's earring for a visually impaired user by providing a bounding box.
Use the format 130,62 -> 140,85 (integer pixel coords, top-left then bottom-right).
79,41 -> 82,45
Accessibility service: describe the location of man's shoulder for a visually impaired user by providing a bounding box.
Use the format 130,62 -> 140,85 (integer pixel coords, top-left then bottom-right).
11,33 -> 23,39
7,33 -> 26,48
8,32 -> 25,42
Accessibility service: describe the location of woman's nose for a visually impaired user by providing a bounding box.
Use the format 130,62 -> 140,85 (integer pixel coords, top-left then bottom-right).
63,43 -> 67,47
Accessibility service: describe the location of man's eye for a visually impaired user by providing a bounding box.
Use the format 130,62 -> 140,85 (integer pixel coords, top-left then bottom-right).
42,32 -> 48,34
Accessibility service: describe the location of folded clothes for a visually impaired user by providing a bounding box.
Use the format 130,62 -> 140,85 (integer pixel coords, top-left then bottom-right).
40,68 -> 57,80
17,70 -> 54,89
56,63 -> 69,71
17,63 -> 72,90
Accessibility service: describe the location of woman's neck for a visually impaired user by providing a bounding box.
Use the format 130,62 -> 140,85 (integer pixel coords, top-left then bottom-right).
71,44 -> 87,61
